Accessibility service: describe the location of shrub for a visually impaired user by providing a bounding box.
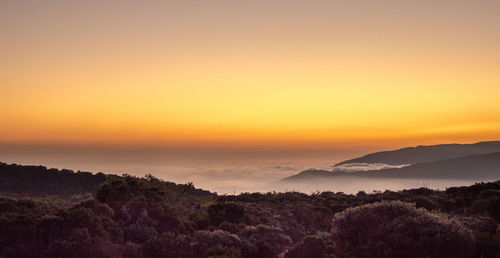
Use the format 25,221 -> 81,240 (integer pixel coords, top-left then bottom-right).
194,229 -> 242,250
284,235 -> 330,258
486,197 -> 500,221
240,224 -> 292,256
208,202 -> 245,225
142,232 -> 195,257
205,244 -> 241,258
331,201 -> 475,258
412,196 -> 439,211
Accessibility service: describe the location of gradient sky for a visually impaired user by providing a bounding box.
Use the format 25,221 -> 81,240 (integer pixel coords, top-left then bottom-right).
1,0 -> 500,150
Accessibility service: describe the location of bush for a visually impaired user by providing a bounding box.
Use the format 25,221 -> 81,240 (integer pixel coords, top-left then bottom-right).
194,229 -> 242,251
331,201 -> 475,258
284,235 -> 330,258
240,224 -> 292,256
208,202 -> 245,225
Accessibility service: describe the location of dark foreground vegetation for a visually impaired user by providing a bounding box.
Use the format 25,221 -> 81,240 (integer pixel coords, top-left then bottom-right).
1,162 -> 500,257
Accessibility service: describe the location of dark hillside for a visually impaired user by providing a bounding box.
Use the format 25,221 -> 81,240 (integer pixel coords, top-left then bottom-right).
0,162 -> 106,197
285,152 -> 500,181
336,141 -> 500,166
1,162 -> 500,257
353,152 -> 500,179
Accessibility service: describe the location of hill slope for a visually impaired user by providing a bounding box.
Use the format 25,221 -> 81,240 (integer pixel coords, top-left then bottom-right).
1,162 -> 500,257
0,162 -> 106,197
285,152 -> 500,181
336,140 -> 500,166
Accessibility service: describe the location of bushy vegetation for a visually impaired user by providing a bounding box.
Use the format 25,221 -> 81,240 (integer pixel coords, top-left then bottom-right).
331,201 -> 475,257
0,162 -> 106,197
1,163 -> 500,257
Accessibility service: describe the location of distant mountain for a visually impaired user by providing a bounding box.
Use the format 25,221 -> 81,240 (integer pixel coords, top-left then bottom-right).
283,169 -> 350,180
284,152 -> 500,181
335,141 -> 500,166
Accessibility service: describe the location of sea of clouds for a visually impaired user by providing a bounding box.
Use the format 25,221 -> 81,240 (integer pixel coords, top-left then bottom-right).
0,146 -> 480,195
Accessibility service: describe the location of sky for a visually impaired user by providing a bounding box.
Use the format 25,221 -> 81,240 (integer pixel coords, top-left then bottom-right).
1,0 -> 500,154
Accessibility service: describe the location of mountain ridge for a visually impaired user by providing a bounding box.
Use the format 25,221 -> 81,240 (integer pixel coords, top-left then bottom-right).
284,151 -> 500,181
335,140 -> 500,166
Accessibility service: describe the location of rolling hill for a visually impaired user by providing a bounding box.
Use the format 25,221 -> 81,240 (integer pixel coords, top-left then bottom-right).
284,152 -> 500,181
335,140 -> 500,166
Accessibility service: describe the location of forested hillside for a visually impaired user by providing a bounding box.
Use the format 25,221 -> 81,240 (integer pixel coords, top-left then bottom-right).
1,163 -> 500,257
0,162 -> 106,196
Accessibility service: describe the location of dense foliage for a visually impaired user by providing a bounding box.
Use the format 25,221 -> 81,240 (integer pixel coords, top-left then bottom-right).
0,162 -> 106,197
1,163 -> 500,257
331,201 -> 475,257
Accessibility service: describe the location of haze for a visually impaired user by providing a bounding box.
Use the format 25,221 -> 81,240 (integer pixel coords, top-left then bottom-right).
1,1 -> 499,193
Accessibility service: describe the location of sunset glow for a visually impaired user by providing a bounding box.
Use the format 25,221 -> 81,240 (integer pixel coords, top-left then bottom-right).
1,1 -> 499,149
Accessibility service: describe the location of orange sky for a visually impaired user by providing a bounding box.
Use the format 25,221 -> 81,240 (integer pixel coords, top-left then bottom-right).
1,0 -> 499,150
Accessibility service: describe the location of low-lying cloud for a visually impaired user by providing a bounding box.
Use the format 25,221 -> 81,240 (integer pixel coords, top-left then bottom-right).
0,147 -> 482,195
332,162 -> 410,172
